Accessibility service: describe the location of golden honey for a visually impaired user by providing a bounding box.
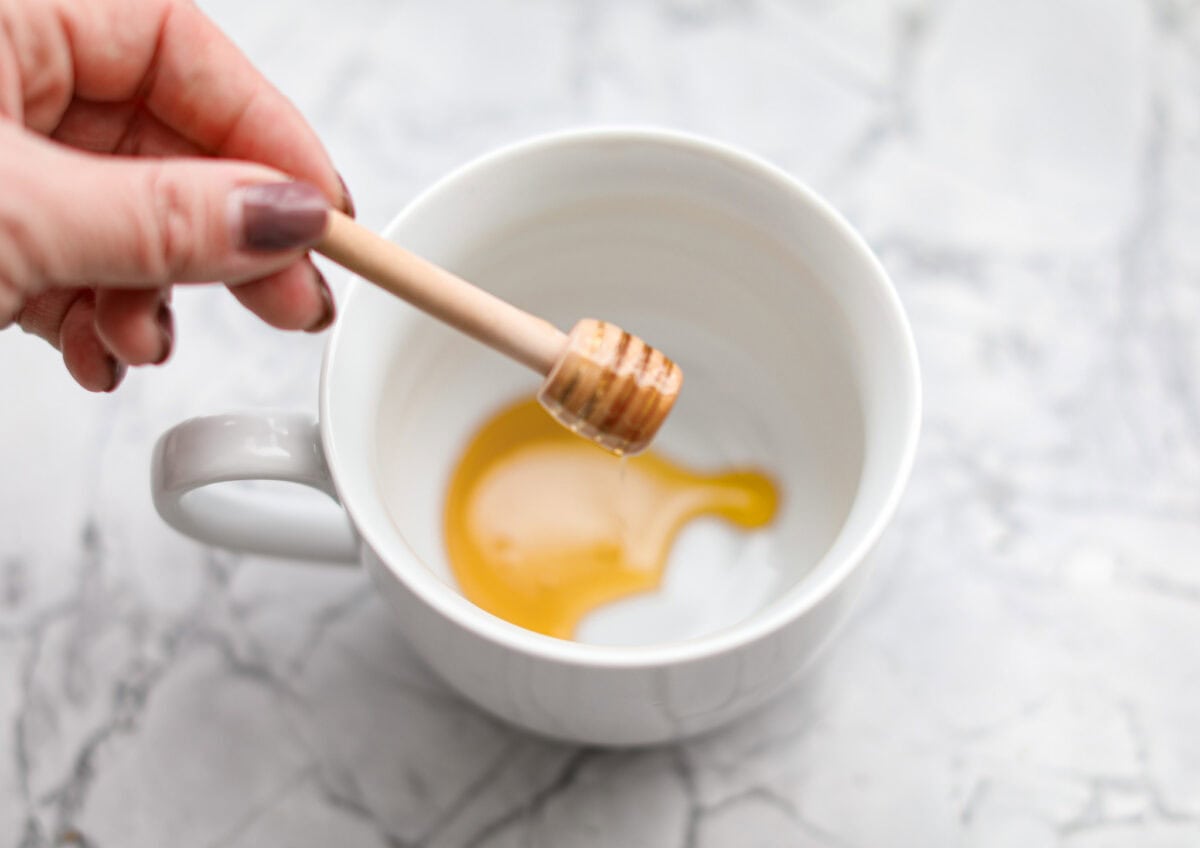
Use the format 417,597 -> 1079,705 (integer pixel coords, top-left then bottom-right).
444,396 -> 779,639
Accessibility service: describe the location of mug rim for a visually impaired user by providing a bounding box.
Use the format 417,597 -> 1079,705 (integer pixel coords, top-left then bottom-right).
320,125 -> 921,669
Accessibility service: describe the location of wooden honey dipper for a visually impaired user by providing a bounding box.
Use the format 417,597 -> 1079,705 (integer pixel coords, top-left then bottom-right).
317,210 -> 683,455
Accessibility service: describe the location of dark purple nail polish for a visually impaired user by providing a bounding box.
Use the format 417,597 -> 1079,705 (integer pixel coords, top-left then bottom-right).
154,302 -> 174,365
336,172 -> 356,218
306,270 -> 336,333
236,182 -> 329,251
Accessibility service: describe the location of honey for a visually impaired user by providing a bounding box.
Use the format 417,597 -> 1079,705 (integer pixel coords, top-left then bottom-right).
444,396 -> 779,639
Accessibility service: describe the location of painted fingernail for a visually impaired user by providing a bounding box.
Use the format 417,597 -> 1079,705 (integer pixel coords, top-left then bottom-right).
235,182 -> 329,251
154,302 -> 174,365
104,356 -> 127,393
306,270 -> 336,333
336,173 -> 356,218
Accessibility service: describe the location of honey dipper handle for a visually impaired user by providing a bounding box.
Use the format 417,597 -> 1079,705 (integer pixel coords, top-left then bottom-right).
317,210 -> 566,374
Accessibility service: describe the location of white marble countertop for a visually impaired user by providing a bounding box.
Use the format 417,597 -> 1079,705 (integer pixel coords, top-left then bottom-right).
3,0 -> 1199,844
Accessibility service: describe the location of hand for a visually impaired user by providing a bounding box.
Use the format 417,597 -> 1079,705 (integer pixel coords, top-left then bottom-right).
0,0 -> 354,391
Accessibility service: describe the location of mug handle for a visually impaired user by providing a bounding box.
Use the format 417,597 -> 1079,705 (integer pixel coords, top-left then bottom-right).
151,413 -> 359,563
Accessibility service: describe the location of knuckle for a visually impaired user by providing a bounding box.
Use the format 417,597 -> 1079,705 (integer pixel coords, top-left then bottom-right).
141,165 -> 200,280
0,203 -> 44,320
0,212 -> 33,282
0,127 -> 51,295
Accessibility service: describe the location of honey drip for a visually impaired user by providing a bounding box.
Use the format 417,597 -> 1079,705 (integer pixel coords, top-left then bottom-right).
444,397 -> 779,639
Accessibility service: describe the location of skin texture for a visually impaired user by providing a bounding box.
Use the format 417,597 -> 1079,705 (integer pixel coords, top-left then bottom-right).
0,0 -> 353,391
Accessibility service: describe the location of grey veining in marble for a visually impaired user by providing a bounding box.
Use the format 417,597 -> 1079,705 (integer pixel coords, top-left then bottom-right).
3,0 -> 1200,845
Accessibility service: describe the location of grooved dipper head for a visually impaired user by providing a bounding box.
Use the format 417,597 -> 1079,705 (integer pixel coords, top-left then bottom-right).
537,319 -> 683,455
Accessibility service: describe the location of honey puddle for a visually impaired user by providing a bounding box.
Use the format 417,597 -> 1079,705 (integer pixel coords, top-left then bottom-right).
444,397 -> 780,639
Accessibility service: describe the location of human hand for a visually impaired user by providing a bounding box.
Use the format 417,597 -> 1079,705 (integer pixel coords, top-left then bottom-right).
0,0 -> 353,391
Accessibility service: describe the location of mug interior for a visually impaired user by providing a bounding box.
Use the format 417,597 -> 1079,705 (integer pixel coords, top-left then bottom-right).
322,129 -> 919,656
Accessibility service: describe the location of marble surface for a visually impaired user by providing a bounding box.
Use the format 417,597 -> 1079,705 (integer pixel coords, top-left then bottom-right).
2,0 -> 1199,844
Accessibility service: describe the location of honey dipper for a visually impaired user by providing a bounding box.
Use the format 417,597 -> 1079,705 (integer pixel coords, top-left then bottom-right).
316,210 -> 683,455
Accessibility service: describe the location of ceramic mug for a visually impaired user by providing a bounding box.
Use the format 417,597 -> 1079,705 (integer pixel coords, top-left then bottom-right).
151,128 -> 920,746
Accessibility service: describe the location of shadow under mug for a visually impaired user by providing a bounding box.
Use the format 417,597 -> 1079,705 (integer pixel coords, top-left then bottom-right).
151,128 -> 920,746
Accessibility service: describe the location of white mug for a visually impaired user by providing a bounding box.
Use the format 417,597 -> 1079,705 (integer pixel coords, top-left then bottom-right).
151,128 -> 920,746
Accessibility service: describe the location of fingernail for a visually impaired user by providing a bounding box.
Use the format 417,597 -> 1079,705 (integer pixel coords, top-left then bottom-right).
336,173 -> 356,218
104,356 -> 127,393
235,182 -> 329,251
306,270 -> 336,333
154,302 -> 174,365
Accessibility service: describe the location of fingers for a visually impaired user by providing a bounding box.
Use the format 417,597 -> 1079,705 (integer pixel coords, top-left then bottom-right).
17,263 -> 331,395
228,259 -> 335,333
94,288 -> 173,366
4,0 -> 75,131
16,287 -> 163,391
58,292 -> 125,393
1,125 -> 330,293
52,97 -> 207,158
147,0 -> 350,212
14,288 -> 80,345
53,0 -> 350,214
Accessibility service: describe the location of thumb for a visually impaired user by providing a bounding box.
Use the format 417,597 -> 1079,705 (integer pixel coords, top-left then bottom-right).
4,128 -> 330,292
